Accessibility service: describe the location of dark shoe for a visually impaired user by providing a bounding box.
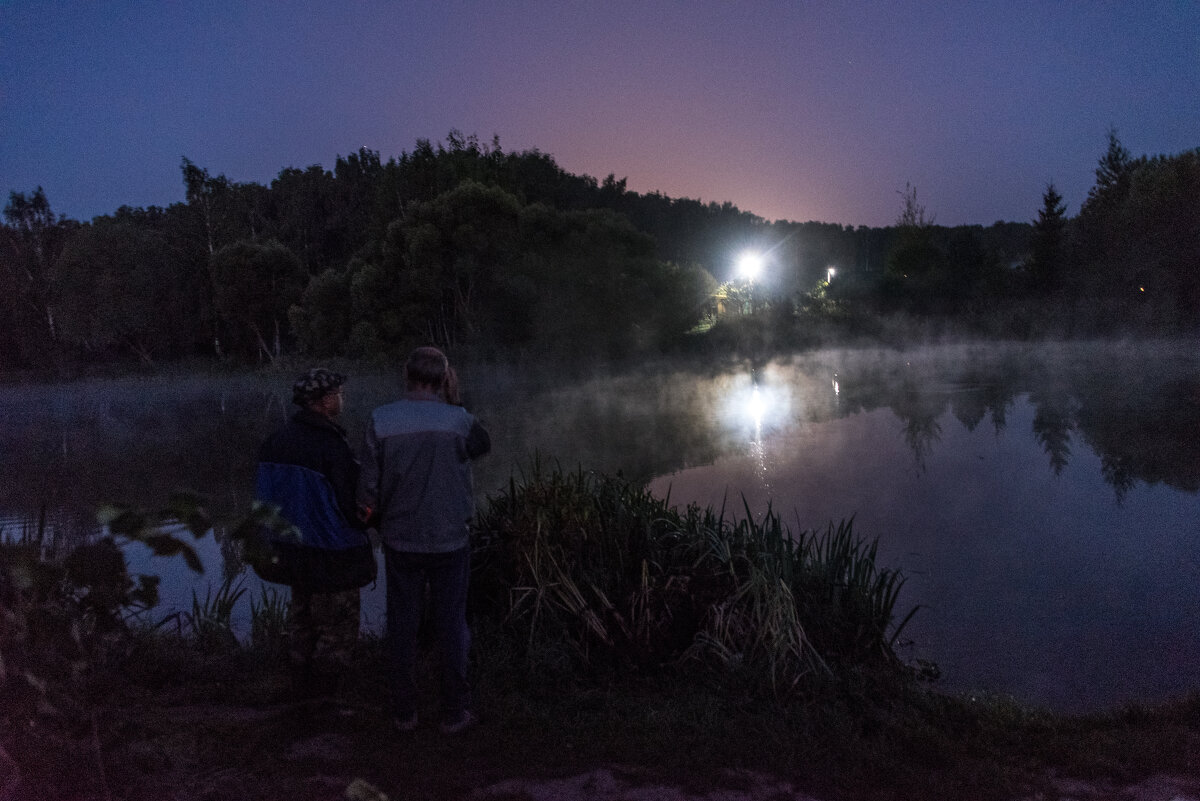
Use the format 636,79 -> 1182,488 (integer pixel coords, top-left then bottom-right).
439,710 -> 476,735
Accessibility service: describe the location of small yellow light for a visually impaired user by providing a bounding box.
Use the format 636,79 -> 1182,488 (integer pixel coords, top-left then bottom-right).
1139,286 -> 1145,292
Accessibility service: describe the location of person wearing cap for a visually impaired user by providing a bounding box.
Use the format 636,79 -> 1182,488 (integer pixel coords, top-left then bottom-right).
359,347 -> 490,735
255,368 -> 375,701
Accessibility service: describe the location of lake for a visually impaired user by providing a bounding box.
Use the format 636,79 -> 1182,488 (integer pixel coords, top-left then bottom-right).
2,340 -> 1197,712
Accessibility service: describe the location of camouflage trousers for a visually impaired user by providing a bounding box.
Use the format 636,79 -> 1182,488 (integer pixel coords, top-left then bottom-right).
286,586 -> 361,679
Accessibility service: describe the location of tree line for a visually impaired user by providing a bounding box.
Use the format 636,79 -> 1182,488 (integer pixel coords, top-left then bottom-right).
2,130 -> 1196,371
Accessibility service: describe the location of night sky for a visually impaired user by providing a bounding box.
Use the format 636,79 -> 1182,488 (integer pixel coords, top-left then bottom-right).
3,1 -> 1197,228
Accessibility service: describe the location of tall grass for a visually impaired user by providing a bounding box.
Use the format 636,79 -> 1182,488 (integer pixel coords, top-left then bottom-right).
185,577 -> 246,649
473,462 -> 916,695
249,586 -> 288,655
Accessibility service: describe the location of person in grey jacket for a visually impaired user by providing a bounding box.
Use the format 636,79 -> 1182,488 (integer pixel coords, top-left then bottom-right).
359,347 -> 490,735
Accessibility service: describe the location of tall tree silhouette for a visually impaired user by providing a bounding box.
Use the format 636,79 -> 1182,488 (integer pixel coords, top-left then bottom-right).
0,188 -> 78,366
1028,183 -> 1067,291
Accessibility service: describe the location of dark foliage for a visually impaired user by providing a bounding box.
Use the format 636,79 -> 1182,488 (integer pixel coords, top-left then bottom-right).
3,131 -> 1196,374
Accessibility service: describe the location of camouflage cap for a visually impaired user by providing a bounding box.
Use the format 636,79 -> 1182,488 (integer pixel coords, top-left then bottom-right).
292,368 -> 346,406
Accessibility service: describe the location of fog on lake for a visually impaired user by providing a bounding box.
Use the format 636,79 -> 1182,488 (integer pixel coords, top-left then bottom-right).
2,340 -> 1197,712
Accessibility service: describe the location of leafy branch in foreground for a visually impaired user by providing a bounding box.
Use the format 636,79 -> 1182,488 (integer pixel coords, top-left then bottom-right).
0,492 -> 214,732
96,489 -> 214,575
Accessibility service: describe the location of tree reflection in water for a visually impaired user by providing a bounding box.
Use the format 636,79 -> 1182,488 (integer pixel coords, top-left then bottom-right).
2,342 -> 1197,545
654,341 -> 1200,711
2,342 -> 1197,710
767,341 -> 1200,496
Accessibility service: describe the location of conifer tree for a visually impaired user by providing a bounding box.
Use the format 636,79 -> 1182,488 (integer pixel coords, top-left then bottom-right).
1085,128 -> 1132,210
1029,183 -> 1067,291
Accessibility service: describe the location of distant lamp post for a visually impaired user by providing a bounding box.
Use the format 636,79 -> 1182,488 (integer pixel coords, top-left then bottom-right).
827,266 -> 836,283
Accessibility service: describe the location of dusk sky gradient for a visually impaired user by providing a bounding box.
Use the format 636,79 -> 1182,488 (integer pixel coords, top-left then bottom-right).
3,1 -> 1197,228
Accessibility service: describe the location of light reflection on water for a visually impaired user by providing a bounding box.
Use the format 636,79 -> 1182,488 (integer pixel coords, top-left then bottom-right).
721,366 -> 801,498
658,399 -> 1200,712
2,341 -> 1199,712
649,344 -> 1200,712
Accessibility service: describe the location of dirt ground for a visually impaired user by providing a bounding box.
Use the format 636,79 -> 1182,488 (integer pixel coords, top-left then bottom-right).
6,699 -> 1200,801
462,769 -> 1197,801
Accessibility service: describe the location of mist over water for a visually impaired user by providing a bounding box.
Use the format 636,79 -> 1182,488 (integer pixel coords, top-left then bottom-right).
652,341 -> 1200,711
2,340 -> 1197,712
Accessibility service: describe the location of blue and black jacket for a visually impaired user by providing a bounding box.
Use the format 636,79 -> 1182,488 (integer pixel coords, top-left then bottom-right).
254,408 -> 375,591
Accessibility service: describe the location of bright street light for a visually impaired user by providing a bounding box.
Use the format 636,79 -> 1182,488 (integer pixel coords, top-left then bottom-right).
737,251 -> 764,281
827,266 -> 836,283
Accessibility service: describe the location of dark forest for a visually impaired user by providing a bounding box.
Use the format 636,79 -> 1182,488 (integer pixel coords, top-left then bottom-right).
3,130 -> 1197,372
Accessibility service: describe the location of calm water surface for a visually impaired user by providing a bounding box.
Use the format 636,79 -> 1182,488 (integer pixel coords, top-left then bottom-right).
2,341 -> 1197,712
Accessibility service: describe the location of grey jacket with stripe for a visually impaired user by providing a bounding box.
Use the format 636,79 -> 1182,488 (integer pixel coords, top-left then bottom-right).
358,390 -> 491,553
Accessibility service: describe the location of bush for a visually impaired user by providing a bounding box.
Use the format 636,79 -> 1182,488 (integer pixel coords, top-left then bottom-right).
472,462 -> 915,695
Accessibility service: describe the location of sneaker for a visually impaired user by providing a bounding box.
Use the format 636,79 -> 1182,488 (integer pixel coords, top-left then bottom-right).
438,710 -> 476,735
393,712 -> 418,733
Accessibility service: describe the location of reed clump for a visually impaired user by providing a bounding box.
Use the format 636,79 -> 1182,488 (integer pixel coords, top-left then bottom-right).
473,461 -> 916,695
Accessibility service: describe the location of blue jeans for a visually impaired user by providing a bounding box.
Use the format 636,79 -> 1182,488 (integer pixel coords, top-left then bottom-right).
383,545 -> 471,719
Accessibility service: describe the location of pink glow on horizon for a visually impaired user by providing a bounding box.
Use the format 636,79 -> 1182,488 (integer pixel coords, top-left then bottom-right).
2,2 -> 1197,227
